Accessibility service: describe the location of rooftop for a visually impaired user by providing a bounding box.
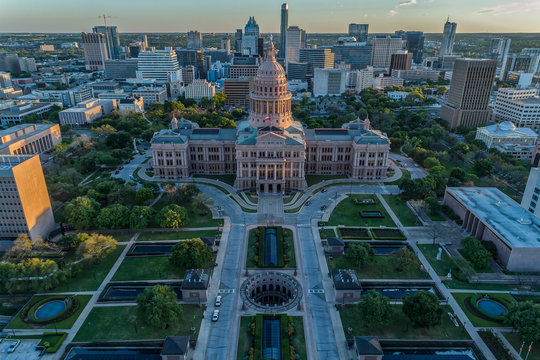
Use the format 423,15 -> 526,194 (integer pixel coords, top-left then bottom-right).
161,336 -> 189,356
332,269 -> 362,290
182,268 -> 210,289
446,187 -> 540,248
480,121 -> 538,137
0,123 -> 57,150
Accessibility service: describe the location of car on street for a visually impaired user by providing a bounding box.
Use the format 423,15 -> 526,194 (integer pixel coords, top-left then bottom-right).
215,295 -> 222,307
305,200 -> 311,206
212,309 -> 220,322
321,187 -> 328,193
320,205 -> 327,210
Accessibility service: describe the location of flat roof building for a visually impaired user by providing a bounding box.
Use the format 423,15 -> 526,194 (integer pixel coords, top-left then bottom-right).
0,123 -> 61,155
475,121 -> 538,161
371,36 -> 403,68
493,88 -> 540,133
522,168 -> 540,219
0,102 -> 57,126
444,187 -> 540,272
132,86 -> 167,107
59,98 -> 117,126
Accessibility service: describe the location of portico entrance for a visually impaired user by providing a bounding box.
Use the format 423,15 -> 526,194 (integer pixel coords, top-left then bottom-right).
257,181 -> 285,194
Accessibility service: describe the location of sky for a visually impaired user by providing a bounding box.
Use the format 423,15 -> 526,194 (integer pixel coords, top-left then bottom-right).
1,0 -> 540,33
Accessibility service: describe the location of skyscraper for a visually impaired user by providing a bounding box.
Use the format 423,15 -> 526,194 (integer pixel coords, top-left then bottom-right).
187,30 -> 203,50
92,25 -> 121,59
404,31 -> 425,64
348,24 -> 369,42
440,18 -> 457,57
136,48 -> 181,82
371,36 -> 403,68
488,38 -> 511,78
234,29 -> 243,52
242,17 -> 259,56
221,38 -> 231,54
285,26 -> 306,67
280,3 -> 289,58
441,59 -> 497,129
81,32 -> 109,70
299,48 -> 334,77
390,51 -> 413,75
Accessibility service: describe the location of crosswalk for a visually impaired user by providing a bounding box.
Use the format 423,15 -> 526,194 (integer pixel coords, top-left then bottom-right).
218,288 -> 235,294
308,288 -> 325,294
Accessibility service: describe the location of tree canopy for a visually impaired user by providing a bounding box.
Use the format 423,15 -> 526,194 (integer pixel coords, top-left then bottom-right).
170,238 -> 212,269
402,291 -> 443,327
137,285 -> 183,329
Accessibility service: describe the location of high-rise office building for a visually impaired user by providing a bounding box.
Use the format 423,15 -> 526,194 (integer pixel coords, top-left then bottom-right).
242,17 -> 260,56
0,53 -> 21,73
404,31 -> 424,64
221,38 -> 231,53
440,18 -> 457,57
441,59 -> 497,129
348,24 -> 369,42
81,32 -> 109,70
136,49 -> 181,82
331,43 -> 372,70
503,54 -> 540,80
187,30 -> 203,50
140,35 -> 148,48
390,51 -> 413,75
0,154 -> 55,241
313,68 -> 347,96
234,29 -> 243,52
299,48 -> 334,76
488,38 -> 511,79
104,59 -> 138,79
285,26 -> 306,67
176,49 -> 205,79
0,72 -> 12,88
371,36 -> 403,68
280,3 -> 289,58
18,57 -> 37,72
521,48 -> 540,74
92,25 -> 121,59
287,62 -> 308,81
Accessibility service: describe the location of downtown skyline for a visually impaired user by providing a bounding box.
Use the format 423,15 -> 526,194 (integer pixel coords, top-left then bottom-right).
1,0 -> 540,34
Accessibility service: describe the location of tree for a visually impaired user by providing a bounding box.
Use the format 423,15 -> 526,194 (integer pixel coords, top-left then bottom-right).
461,236 -> 492,270
357,290 -> 393,327
64,196 -> 100,230
473,159 -> 493,177
96,204 -> 130,229
345,243 -> 374,266
105,131 -> 132,149
450,168 -> 466,182
423,157 -> 440,169
212,92 -> 227,109
505,301 -> 540,343
129,206 -> 155,231
424,196 -> 441,215
392,248 -> 420,272
170,238 -> 212,269
402,291 -> 442,327
157,204 -> 189,228
76,233 -> 117,263
136,188 -> 154,204
4,234 -> 33,260
137,285 -> 183,329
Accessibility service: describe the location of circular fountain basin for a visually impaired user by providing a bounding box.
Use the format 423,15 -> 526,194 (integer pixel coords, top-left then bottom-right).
34,300 -> 67,320
477,299 -> 508,317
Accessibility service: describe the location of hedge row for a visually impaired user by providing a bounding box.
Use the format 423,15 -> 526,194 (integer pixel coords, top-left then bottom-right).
254,314 -> 263,360
280,314 -> 290,360
40,332 -> 68,353
478,330 -> 513,360
337,227 -> 371,240
371,228 -> 407,240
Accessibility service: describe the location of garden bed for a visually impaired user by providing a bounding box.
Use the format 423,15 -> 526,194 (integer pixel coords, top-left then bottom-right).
371,228 -> 407,240
337,227 -> 371,240
247,227 -> 295,268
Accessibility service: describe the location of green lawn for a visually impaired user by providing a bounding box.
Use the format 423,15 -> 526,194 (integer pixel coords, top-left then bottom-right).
99,232 -> 134,242
152,198 -> 222,228
339,304 -> 470,340
326,254 -> 429,280
428,212 -> 446,221
112,256 -> 187,281
305,174 -> 348,187
48,246 -> 125,292
246,228 -> 296,268
444,280 -> 517,291
73,305 -> 204,342
382,195 -> 420,227
452,292 -> 516,327
418,244 -> 455,277
504,332 -> 540,360
193,174 -> 236,186
6,295 -> 91,330
237,317 -> 252,360
137,229 -> 220,241
325,195 -> 396,227
291,316 -> 307,360
319,228 -> 336,239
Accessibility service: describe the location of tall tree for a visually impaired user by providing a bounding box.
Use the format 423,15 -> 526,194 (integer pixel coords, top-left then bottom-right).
4,234 -> 33,260
402,291 -> 442,327
64,196 -> 100,230
392,248 -> 420,272
137,285 -> 183,329
157,204 -> 189,228
505,301 -> 540,343
346,243 -> 374,266
96,204 -> 130,229
136,188 -> 154,204
170,238 -> 212,269
76,233 -> 117,263
357,290 -> 393,328
129,206 -> 155,231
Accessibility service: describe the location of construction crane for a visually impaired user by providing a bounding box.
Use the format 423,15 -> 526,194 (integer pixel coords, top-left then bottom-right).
97,14 -> 113,58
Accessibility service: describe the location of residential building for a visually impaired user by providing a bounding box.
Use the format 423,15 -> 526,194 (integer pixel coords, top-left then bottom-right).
346,67 -> 373,93
522,168 -> 540,218
299,48 -> 334,76
92,25 -> 121,59
0,72 -> 13,88
81,32 -> 109,70
285,26 -> 306,68
389,51 -> 413,74
280,3 -> 289,58
488,38 -> 511,79
187,30 -> 203,50
0,53 -> 21,73
0,124 -> 61,155
441,59 -> 497,129
59,98 -> 117,126
404,31 -> 425,64
444,187 -> 540,272
234,29 -> 243,52
136,49 -> 181,83
118,97 -> 144,115
492,88 -> 540,133
184,79 -> 215,101
313,68 -> 347,97
440,18 -> 457,56
371,36 -> 403,68
223,78 -> 252,107
0,155 -> 55,241
132,86 -> 167,107
242,17 -> 260,56
372,75 -> 404,90
348,24 -> 369,43
0,102 -> 57,126
151,42 -> 390,193
203,49 -> 230,64
18,57 -> 37,72
104,59 -> 138,79
393,69 -> 440,81
475,122 -> 538,160
331,43 -> 372,70
181,66 -> 195,85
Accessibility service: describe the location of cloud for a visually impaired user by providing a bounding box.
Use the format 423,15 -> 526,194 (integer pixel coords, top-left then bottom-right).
478,0 -> 540,15
399,0 -> 417,6
388,9 -> 398,16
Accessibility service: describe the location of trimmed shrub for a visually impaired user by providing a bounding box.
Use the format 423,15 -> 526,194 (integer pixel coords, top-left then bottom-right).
371,228 -> 406,240
337,227 -> 371,240
40,332 -> 68,353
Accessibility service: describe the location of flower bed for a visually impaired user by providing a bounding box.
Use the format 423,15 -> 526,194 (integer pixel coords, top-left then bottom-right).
371,228 -> 407,240
337,228 -> 371,240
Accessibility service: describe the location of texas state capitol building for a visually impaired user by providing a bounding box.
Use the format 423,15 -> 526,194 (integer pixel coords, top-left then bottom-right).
151,42 -> 390,193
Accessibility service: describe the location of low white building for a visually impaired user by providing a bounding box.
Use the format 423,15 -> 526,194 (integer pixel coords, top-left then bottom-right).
132,86 -> 167,107
493,88 -> 540,133
118,97 -> 144,115
313,68 -> 347,97
59,98 -> 117,127
387,91 -> 409,101
475,121 -> 538,161
372,75 -> 404,90
184,79 -> 215,101
347,67 -> 373,93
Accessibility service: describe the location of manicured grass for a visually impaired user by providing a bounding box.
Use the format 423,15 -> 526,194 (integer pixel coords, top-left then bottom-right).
339,304 -> 470,340
245,193 -> 258,204
237,317 -> 252,360
428,212 -> 446,221
152,198 -> 222,228
444,280 -> 517,291
319,228 -> 336,239
283,192 -> 297,204
419,244 -> 455,277
246,229 -> 258,268
504,332 -> 540,360
382,195 -> 420,227
0,296 -> 28,316
291,316 -> 307,360
137,229 -> 220,241
73,305 -> 204,342
6,295 -> 91,330
305,174 -> 348,187
326,254 -> 429,280
193,174 -> 236,186
99,232 -> 134,242
49,246 -> 126,292
452,292 -> 516,327
246,227 -> 296,268
112,256 -> 188,281
325,195 -> 396,227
